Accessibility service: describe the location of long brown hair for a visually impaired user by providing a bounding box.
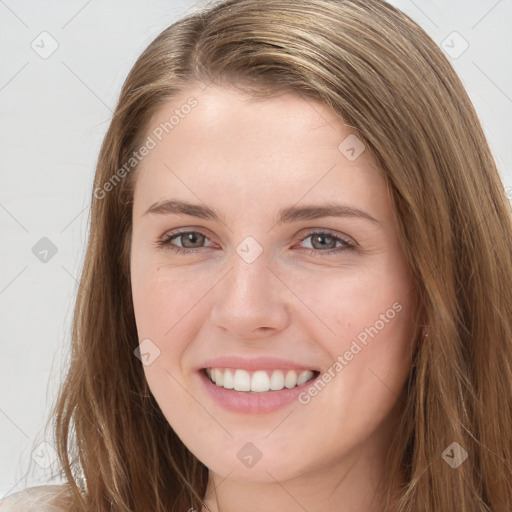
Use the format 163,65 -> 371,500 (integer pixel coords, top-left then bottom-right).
44,0 -> 512,510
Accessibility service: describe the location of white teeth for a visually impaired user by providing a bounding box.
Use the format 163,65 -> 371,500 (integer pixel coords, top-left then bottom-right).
269,370 -> 284,390
233,369 -> 251,391
251,371 -> 270,392
284,370 -> 298,388
223,369 -> 234,389
213,368 -> 223,387
206,367 -> 316,392
297,370 -> 314,386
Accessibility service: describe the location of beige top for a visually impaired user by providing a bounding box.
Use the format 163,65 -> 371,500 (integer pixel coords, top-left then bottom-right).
0,485 -> 72,512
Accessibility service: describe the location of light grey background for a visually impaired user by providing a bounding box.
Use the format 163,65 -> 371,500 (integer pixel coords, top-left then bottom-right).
0,0 -> 510,498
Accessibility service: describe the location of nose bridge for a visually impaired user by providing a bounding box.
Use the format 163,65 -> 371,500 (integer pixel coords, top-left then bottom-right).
230,245 -> 272,299
210,240 -> 289,335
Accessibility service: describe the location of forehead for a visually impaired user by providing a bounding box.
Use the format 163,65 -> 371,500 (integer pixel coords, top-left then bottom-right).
145,84 -> 343,153
132,84 -> 387,220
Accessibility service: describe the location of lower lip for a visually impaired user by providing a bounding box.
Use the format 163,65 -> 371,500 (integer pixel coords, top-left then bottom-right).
198,370 -> 319,414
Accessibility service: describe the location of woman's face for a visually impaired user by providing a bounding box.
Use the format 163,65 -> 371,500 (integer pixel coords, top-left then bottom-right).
130,83 -> 416,483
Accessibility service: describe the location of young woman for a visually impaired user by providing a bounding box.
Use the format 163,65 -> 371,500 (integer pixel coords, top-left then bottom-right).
2,0 -> 512,511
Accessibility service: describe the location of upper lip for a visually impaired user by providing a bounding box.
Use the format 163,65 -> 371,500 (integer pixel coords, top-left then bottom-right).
200,356 -> 320,372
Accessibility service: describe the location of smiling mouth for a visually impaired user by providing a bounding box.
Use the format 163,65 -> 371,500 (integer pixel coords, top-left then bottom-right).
203,367 -> 320,393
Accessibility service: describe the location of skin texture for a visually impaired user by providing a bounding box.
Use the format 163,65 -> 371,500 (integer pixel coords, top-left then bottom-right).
130,83 -> 417,512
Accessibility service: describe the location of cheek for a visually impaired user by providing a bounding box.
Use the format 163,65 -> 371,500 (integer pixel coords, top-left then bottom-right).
286,259 -> 412,342
132,264 -> 204,418
131,261 -> 215,396
289,262 -> 414,411
130,263 -> 191,412
313,291 -> 414,436
131,261 -> 197,341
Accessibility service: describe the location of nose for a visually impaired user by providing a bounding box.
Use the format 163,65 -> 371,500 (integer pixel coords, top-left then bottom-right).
209,250 -> 290,339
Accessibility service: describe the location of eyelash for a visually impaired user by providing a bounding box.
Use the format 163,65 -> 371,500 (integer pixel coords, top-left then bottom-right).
155,228 -> 357,257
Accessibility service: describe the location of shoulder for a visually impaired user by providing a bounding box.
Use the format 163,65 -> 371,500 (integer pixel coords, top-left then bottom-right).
0,485 -> 73,511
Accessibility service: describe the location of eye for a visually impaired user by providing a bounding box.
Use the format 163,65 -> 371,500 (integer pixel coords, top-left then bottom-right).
155,229 -> 357,256
155,229 -> 215,254
297,230 -> 356,256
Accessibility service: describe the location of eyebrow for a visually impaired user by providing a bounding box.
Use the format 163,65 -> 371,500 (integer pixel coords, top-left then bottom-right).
143,199 -> 380,225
